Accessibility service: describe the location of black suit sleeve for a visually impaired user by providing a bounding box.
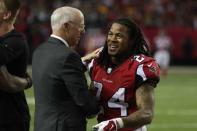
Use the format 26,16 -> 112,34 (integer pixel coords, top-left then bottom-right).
60,52 -> 99,116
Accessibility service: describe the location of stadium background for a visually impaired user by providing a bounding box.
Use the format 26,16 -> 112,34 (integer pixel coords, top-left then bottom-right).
15,0 -> 197,131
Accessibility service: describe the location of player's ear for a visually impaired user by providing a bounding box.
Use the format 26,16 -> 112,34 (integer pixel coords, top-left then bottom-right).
3,11 -> 11,20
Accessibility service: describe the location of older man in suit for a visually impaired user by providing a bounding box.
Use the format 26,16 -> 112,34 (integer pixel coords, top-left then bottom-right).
32,6 -> 100,131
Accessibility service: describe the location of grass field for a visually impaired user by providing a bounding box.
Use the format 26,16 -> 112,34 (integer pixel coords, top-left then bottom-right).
25,66 -> 197,131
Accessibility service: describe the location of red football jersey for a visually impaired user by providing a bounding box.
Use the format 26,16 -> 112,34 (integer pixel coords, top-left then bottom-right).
89,54 -> 160,131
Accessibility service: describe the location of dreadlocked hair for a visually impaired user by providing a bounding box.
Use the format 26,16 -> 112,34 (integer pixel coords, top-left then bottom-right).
98,18 -> 151,67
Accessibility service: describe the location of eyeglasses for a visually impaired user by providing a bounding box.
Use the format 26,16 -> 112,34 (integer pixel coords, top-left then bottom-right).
69,21 -> 85,31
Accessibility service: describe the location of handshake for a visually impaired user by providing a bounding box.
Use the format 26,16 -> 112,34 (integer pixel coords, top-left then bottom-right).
92,118 -> 124,131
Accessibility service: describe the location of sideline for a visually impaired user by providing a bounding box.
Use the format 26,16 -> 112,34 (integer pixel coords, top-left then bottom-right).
169,66 -> 197,74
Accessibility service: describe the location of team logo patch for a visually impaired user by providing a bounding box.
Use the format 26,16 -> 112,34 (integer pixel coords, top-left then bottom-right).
148,66 -> 157,73
147,62 -> 157,73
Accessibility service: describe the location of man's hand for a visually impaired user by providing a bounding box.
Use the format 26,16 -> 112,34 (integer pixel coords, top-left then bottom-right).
81,47 -> 103,64
92,118 -> 124,131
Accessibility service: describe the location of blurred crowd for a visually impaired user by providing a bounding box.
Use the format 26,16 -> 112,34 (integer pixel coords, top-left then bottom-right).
15,0 -> 197,63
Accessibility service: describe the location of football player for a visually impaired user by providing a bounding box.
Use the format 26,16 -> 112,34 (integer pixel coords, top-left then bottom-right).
153,29 -> 172,78
83,18 -> 160,131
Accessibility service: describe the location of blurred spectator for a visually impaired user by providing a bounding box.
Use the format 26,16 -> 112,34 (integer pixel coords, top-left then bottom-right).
154,29 -> 172,77
14,0 -> 197,64
182,36 -> 194,64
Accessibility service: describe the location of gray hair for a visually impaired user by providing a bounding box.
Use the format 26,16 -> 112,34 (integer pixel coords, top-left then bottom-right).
50,6 -> 83,31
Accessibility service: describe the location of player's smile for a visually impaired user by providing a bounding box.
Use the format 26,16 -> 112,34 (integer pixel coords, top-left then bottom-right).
108,43 -> 119,52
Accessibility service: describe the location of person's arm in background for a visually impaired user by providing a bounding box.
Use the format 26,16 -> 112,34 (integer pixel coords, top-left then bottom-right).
0,66 -> 32,93
0,35 -> 32,92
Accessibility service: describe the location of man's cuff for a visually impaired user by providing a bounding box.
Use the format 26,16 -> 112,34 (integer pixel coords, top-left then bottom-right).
115,118 -> 124,129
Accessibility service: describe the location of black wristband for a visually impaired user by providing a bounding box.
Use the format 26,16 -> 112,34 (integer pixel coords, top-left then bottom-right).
25,77 -> 32,89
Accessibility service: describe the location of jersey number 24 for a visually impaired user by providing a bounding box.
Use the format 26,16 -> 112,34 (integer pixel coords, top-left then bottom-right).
94,81 -> 129,116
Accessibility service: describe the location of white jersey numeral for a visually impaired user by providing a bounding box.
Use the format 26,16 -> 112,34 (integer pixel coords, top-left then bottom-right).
94,81 -> 128,117
108,88 -> 128,116
134,55 -> 145,63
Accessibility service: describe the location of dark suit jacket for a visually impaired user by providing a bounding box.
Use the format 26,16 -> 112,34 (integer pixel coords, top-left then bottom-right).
32,37 -> 99,131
